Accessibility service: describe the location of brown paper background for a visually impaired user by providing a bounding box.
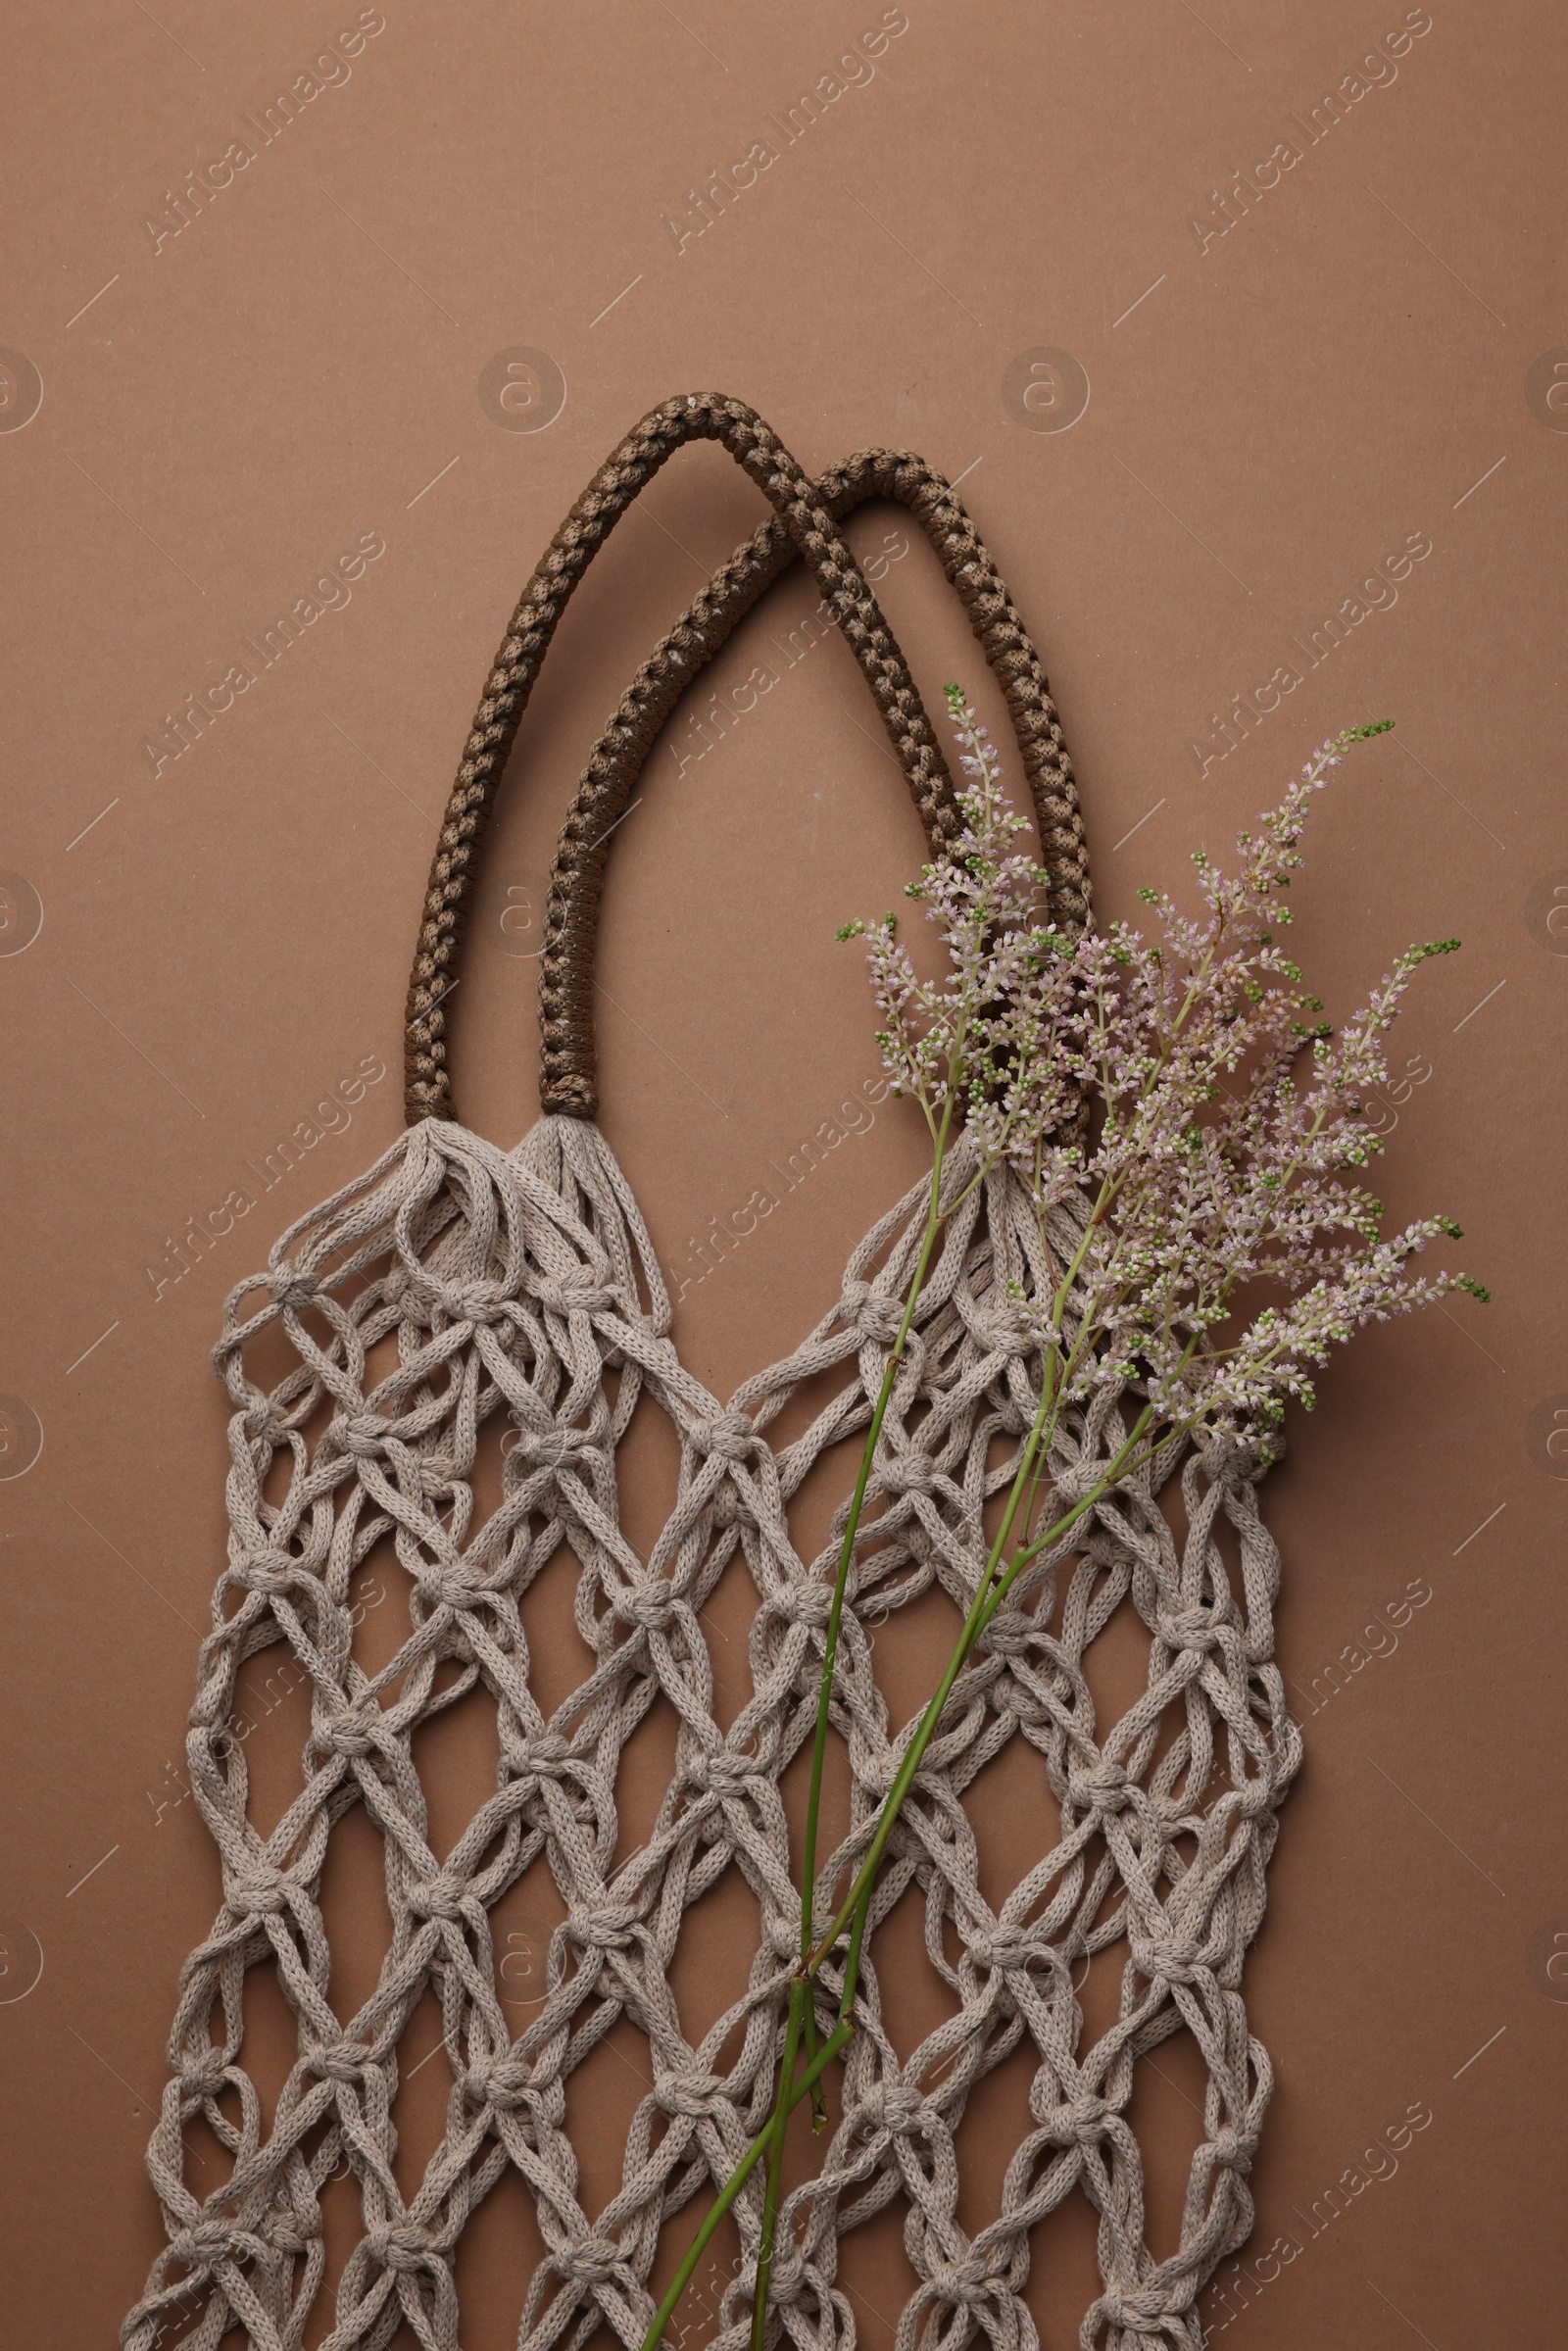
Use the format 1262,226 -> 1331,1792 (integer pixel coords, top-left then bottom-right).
2,2 -> 1564,2343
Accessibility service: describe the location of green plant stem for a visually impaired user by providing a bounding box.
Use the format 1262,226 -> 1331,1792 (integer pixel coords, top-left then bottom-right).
799,1105 -> 953,2010
750,1155 -> 1120,2341
661,1313 -> 1188,2351
640,2019 -> 855,2351
808,1254 -> 1194,2017
751,1100 -> 956,2345
749,1978 -> 806,2351
816,1401 -> 1156,2004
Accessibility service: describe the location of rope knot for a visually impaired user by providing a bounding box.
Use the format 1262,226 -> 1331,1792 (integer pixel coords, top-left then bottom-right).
881,1450 -> 940,1496
466,2062 -> 529,2111
310,2039 -> 373,2085
177,2046 -> 230,2100
859,1738 -> 931,1798
965,1302 -> 1028,1357
1048,1453 -> 1112,1509
1090,2280 -> 1182,2334
858,2079 -> 926,2138
980,1609 -> 1034,1658
232,1547 -> 303,1596
1037,2091 -> 1112,2148
560,2232 -> 622,2285
315,1696 -> 384,1758
564,1900 -> 639,1953
778,1581 -> 834,1629
516,1731 -> 571,1779
421,1566 -> 484,1614
366,2222 -> 436,2275
972,1927 -> 1034,1974
924,2259 -> 994,2311
509,1423 -> 589,1471
1129,1928 -> 1206,1988
379,1260 -> 416,1314
1066,1753 -> 1134,1815
240,1396 -> 290,1445
687,1411 -> 756,1464
328,1412 -> 388,1459
613,1580 -> 678,1634
225,1863 -> 289,1919
707,1478 -> 750,1530
1194,1425 -> 1273,1486
267,1264 -> 317,1311
170,2220 -> 248,2273
1230,1771 -> 1277,1821
408,1871 -> 470,1923
1155,1604 -> 1226,1654
654,2071 -> 725,2120
438,1276 -> 514,1326
763,1915 -> 804,1962
838,1280 -> 903,1347
416,1452 -> 458,1496
1208,2125 -> 1256,2175
683,1744 -> 753,1795
533,1271 -> 613,1318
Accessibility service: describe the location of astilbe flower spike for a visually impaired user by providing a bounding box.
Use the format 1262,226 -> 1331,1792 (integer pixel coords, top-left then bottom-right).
854,690 -> 1485,1465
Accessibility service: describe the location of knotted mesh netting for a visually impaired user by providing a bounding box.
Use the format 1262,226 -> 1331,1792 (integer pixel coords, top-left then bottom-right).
123,1109 -> 1300,2351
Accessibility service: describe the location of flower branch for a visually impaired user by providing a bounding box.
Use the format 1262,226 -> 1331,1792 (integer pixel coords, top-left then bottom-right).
639,694 -> 1487,2351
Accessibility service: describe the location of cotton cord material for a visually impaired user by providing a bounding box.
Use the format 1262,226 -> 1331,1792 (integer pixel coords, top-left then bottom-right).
122,1121 -> 1298,2351
127,398 -> 1298,2351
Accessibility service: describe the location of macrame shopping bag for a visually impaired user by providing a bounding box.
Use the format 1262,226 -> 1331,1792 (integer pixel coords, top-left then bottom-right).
125,395 -> 1299,2351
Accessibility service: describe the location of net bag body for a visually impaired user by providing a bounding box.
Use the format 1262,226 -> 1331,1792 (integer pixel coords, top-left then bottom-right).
124,396 -> 1300,2351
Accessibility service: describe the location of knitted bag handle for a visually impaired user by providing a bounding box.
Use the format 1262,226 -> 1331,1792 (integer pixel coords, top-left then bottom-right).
404,391 -> 1091,1124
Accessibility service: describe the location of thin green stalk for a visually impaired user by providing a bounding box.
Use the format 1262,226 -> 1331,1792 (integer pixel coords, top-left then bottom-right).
820,1409 -> 1154,2005
821,1374 -> 1084,1999
796,1100 -> 954,2063
818,1250 -> 1123,2017
640,2020 -> 855,2351
750,1979 -> 807,2351
752,1099 -> 956,2339
647,1405 -> 1159,2351
838,1879 -> 874,2022
673,1266 -> 1176,2349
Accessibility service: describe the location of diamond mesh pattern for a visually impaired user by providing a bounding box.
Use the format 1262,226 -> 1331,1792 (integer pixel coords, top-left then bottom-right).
122,1113 -> 1301,2351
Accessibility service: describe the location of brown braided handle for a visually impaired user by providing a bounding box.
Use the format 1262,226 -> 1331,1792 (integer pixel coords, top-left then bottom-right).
538,449 -> 1093,1119
405,392 -> 1091,1124
406,392 -> 958,1123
